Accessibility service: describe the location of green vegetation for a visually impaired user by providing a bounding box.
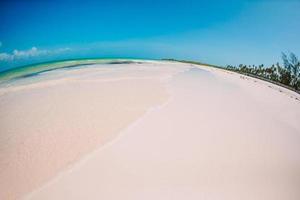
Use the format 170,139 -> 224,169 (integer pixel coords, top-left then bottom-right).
226,52 -> 300,92
164,52 -> 300,93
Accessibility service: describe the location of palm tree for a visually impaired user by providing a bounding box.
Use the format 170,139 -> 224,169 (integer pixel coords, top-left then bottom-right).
282,52 -> 300,89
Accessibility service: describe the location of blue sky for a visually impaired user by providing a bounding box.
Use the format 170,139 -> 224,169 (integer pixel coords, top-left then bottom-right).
0,0 -> 299,71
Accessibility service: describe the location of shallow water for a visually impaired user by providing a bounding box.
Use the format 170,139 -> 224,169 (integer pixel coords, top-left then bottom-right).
0,59 -> 144,85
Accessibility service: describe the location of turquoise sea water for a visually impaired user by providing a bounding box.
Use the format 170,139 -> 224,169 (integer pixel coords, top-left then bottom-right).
0,58 -> 141,84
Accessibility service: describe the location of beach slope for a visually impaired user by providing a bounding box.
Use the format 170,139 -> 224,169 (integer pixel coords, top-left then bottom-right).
0,61 -> 299,200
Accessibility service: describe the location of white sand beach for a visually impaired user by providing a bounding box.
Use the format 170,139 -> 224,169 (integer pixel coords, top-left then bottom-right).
0,61 -> 299,200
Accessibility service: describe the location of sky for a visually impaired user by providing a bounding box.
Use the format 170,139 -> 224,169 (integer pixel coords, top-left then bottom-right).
0,0 -> 300,71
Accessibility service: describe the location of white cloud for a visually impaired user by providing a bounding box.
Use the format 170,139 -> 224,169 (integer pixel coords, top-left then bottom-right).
0,53 -> 10,61
13,47 -> 46,58
0,46 -> 71,61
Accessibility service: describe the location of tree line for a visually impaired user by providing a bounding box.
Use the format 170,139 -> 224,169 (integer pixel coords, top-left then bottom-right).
226,52 -> 300,91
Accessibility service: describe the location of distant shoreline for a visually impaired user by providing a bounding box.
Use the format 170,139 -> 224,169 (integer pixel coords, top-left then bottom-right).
1,57 -> 299,95
165,58 -> 300,94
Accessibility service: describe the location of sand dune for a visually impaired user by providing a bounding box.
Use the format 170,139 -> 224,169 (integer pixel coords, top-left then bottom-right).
0,61 -> 299,199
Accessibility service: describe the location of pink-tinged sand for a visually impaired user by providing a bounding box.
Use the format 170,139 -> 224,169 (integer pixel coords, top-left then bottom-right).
1,61 -> 300,200
0,62 -> 188,199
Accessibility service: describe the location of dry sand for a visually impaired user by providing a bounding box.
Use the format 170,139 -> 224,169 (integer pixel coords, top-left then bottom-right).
0,61 -> 300,200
